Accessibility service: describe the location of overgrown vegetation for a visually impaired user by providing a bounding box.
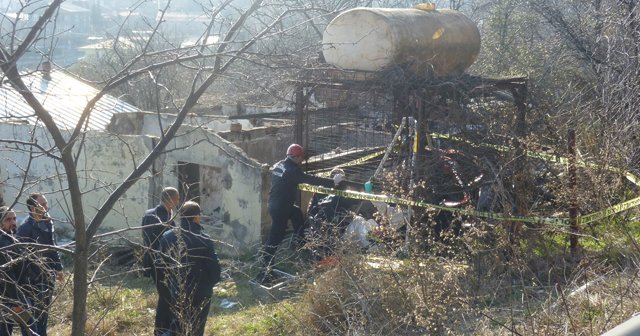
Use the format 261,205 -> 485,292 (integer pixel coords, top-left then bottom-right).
46,160 -> 640,335
42,214 -> 640,335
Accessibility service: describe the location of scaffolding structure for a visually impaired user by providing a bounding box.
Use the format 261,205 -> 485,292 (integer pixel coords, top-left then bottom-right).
293,67 -> 528,202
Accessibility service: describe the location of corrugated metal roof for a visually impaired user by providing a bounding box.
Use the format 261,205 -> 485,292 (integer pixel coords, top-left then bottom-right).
0,71 -> 141,130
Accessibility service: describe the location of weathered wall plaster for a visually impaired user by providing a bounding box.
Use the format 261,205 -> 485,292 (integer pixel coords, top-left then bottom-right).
0,122 -> 267,253
109,112 -> 293,165
107,112 -> 255,135
159,126 -> 267,253
0,122 -> 151,242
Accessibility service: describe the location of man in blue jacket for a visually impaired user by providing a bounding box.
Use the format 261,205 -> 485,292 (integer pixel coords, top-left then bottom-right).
158,201 -> 221,336
258,144 -> 343,283
141,187 -> 180,336
16,192 -> 63,336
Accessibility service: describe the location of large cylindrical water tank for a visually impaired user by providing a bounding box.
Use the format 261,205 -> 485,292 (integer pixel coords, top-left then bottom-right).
322,7 -> 481,77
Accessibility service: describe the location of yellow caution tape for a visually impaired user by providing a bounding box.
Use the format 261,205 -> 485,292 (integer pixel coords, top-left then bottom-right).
431,132 -> 640,223
577,196 -> 640,225
299,184 -> 570,226
625,172 -> 640,186
309,150 -> 386,177
304,133 -> 640,226
430,132 -> 640,186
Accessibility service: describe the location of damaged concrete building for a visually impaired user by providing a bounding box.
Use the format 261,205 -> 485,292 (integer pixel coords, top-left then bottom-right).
0,70 -> 294,253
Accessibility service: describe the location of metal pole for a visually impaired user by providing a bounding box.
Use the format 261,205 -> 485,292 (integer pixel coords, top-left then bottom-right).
404,117 -> 417,255
510,83 -> 528,246
373,117 -> 407,179
294,85 -> 304,146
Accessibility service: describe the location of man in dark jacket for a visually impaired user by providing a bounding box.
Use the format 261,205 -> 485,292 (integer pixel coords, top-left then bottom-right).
141,187 -> 179,336
307,167 -> 348,219
16,193 -> 62,336
258,144 -> 343,283
158,201 -> 221,336
0,206 -> 34,335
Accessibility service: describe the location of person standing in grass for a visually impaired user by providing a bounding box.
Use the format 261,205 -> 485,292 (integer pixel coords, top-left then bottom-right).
0,206 -> 34,336
158,201 -> 221,336
17,193 -> 63,336
257,144 -> 343,284
141,187 -> 180,336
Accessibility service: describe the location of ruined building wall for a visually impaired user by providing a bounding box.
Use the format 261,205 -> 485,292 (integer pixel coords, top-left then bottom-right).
0,122 -> 267,253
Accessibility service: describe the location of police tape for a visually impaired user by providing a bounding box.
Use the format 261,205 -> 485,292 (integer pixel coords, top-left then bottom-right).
301,134 -> 640,226
430,132 -> 568,165
299,184 -> 571,226
429,132 -> 640,187
430,132 -> 640,223
577,196 -> 640,225
302,132 -> 640,226
625,172 -> 640,187
308,150 -> 386,177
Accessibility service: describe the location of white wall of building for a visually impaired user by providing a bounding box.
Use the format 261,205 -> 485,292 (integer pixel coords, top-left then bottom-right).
0,122 -> 266,252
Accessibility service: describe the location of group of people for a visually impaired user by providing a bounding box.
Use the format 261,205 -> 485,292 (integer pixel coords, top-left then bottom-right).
0,189 -> 222,336
0,143 -> 349,335
141,144 -> 352,334
0,193 -> 63,336
141,187 -> 221,336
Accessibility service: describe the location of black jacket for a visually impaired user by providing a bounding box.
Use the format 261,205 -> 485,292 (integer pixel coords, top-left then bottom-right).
142,204 -> 174,274
16,216 -> 62,279
268,157 -> 334,209
158,219 -> 221,296
311,194 -> 359,223
0,231 -> 24,305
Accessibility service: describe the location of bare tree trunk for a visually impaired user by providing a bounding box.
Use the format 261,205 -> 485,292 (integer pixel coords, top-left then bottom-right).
62,153 -> 89,336
71,246 -> 88,336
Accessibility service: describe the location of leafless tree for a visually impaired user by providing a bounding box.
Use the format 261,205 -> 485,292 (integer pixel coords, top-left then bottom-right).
0,0 -> 349,334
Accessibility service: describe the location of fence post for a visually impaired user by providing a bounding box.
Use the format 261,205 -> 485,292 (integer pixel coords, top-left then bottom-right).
294,85 -> 304,146
511,83 -> 528,247
568,129 -> 579,257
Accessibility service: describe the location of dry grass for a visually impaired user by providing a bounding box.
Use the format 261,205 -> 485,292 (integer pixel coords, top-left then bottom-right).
45,261 -> 304,336
34,218 -> 640,336
39,255 -> 640,336
292,221 -> 640,336
300,253 -> 470,335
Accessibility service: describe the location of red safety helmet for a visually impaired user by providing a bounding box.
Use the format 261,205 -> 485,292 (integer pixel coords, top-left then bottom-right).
286,144 -> 304,157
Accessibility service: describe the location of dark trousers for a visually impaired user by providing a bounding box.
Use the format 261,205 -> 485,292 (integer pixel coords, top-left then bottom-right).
154,281 -> 174,336
23,278 -> 53,336
261,204 -> 305,268
191,293 -> 212,336
174,292 -> 211,336
162,288 -> 211,336
0,321 -> 33,336
1,290 -> 37,335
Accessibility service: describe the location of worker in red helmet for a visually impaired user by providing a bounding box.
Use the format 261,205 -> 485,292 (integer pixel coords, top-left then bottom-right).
257,144 -> 344,284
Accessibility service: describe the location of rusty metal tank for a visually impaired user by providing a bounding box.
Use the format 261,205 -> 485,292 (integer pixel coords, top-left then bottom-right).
322,7 -> 481,77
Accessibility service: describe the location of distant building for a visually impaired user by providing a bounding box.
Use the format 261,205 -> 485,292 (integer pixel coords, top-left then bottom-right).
58,2 -> 92,35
